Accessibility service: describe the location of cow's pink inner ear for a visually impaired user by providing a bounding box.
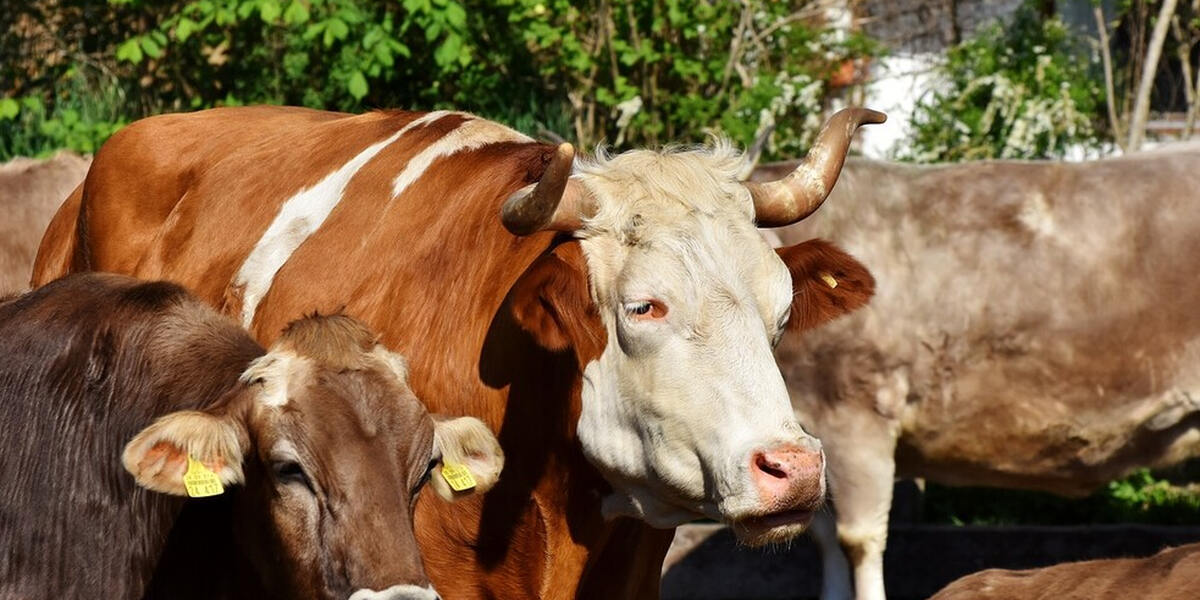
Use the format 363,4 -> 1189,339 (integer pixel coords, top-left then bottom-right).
122,411 -> 247,497
508,251 -> 597,353
777,239 -> 875,332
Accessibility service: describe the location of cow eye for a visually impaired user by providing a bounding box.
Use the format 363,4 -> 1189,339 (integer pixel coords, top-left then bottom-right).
272,460 -> 312,491
625,300 -> 667,320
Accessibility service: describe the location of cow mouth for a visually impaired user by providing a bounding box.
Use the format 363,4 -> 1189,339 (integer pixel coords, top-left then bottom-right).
730,509 -> 815,546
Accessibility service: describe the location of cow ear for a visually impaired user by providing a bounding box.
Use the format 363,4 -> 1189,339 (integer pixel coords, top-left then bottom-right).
429,416 -> 504,501
122,411 -> 248,497
777,239 -> 874,332
508,250 -> 595,352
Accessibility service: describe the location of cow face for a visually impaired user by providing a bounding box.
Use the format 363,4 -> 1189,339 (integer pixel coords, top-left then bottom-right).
509,146 -> 874,545
123,315 -> 503,600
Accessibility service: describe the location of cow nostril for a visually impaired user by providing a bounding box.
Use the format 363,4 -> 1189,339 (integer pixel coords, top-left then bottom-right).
754,453 -> 788,480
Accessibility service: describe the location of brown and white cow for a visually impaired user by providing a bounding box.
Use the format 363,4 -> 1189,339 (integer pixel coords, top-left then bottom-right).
930,541 -> 1200,600
753,146 -> 1200,600
31,105 -> 883,597
0,272 -> 503,600
0,151 -> 90,294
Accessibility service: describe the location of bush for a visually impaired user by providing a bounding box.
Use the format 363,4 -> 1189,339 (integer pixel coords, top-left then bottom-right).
924,466 -> 1200,526
0,66 -> 128,158
896,3 -> 1104,163
1,0 -> 879,161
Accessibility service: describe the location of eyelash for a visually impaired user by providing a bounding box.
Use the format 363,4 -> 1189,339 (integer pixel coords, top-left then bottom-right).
625,300 -> 668,320
273,460 -> 313,492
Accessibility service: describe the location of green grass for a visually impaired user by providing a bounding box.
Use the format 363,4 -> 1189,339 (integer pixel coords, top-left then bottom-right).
924,462 -> 1200,526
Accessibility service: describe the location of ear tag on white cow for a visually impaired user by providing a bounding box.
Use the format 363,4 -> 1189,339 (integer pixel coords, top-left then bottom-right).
440,462 -> 476,492
183,456 -> 225,498
819,272 -> 838,289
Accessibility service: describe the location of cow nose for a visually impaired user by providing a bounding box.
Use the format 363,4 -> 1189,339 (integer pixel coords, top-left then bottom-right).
348,585 -> 440,600
749,443 -> 825,511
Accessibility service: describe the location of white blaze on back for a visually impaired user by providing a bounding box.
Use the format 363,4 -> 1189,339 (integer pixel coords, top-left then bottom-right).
234,110 -> 513,328
391,118 -> 531,198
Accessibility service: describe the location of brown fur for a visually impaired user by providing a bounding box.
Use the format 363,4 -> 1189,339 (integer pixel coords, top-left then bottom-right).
931,542 -> 1200,600
1,273 -> 494,599
759,148 -> 1200,595
0,151 -> 90,294
32,106 -> 870,598
776,239 -> 875,332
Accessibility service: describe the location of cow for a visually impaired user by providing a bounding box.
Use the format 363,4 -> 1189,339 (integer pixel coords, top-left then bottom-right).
752,146 -> 1200,600
0,151 -> 90,294
0,272 -> 504,600
30,105 -> 884,598
930,541 -> 1200,600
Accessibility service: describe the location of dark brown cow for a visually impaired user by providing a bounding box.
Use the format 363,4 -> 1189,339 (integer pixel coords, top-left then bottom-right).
0,273 -> 502,600
0,151 -> 90,294
31,105 -> 883,598
754,146 -> 1200,600
930,541 -> 1200,600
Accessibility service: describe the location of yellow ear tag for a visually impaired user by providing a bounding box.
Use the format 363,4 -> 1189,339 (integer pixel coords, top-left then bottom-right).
183,456 -> 225,498
440,462 -> 477,492
818,272 -> 838,289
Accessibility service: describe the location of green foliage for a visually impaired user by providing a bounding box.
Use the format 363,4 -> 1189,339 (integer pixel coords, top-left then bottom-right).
1,1 -> 876,161
897,3 -> 1104,162
0,67 -> 128,159
502,0 -> 879,153
925,466 -> 1200,526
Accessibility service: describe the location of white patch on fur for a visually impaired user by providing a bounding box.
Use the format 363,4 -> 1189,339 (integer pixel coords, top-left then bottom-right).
429,416 -> 504,501
1018,191 -> 1056,237
371,345 -> 410,383
567,143 -> 819,529
348,585 -> 439,600
240,351 -> 307,407
234,111 -> 454,328
390,118 -> 530,198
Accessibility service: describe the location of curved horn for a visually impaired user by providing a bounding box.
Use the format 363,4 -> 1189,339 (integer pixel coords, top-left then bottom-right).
744,107 -> 886,227
501,143 -> 590,235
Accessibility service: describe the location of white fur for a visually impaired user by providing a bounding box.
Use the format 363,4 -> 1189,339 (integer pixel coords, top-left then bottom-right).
348,585 -> 439,600
567,145 -> 821,529
240,351 -> 307,407
429,416 -> 504,501
235,111 -> 453,328
391,118 -> 530,198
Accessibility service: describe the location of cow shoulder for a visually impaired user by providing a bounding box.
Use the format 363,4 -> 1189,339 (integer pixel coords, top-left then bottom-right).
777,238 -> 874,332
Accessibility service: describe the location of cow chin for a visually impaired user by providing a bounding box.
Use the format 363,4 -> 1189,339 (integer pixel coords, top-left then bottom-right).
730,509 -> 818,546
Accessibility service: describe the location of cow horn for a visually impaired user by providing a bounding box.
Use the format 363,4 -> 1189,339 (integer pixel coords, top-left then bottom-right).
501,143 -> 590,235
744,107 -> 886,227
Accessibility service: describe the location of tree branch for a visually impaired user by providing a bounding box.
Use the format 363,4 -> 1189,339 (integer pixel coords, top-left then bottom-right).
1093,4 -> 1126,149
1128,0 -> 1178,151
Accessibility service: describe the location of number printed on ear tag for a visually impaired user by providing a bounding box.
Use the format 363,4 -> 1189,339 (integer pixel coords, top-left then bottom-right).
184,456 -> 225,498
440,462 -> 477,492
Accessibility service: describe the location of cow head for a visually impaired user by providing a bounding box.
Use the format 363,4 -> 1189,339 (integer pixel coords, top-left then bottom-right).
504,108 -> 882,545
123,314 -> 503,600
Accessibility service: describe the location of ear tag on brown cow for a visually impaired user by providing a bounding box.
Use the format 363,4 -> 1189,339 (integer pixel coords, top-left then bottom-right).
183,456 -> 225,498
819,272 -> 838,289
440,462 -> 477,492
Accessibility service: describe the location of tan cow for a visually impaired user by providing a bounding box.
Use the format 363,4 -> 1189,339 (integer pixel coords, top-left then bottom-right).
32,105 -> 883,598
0,151 -> 90,294
754,146 -> 1200,600
0,272 -> 503,600
930,541 -> 1200,600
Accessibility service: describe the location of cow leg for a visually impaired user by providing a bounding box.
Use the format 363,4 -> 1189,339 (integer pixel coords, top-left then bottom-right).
823,423 -> 897,600
811,509 -> 853,600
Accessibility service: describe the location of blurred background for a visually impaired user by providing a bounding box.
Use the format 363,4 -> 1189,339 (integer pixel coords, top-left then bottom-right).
4,0 -> 1200,597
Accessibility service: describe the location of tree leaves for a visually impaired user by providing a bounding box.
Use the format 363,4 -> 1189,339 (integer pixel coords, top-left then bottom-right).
347,71 -> 368,99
